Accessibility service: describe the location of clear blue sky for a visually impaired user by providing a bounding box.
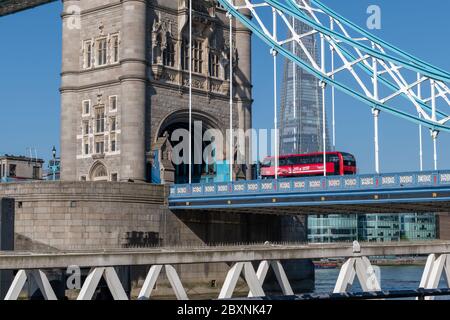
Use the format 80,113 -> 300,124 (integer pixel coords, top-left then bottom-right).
0,0 -> 448,173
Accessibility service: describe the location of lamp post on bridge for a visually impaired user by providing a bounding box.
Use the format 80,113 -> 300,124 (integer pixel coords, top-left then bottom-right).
50,146 -> 57,181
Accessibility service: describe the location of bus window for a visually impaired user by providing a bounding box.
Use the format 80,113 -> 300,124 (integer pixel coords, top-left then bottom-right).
261,158 -> 274,168
279,158 -> 289,166
342,153 -> 356,166
327,154 -> 340,163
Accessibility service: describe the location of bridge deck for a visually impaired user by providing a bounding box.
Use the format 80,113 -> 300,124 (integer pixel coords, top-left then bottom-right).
1,241 -> 449,269
169,171 -> 450,214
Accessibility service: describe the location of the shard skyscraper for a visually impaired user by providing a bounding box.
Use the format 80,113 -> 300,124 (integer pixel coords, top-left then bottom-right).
279,5 -> 330,155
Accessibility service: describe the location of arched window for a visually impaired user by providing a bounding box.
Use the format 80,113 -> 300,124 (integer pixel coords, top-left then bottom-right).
90,162 -> 108,181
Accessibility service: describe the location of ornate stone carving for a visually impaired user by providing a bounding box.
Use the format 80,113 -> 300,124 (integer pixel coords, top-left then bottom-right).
184,77 -> 204,89
151,13 -> 174,66
222,41 -> 239,73
161,70 -> 177,83
98,21 -> 105,35
152,64 -> 164,80
96,93 -> 103,104
210,80 -> 222,93
151,132 -> 175,184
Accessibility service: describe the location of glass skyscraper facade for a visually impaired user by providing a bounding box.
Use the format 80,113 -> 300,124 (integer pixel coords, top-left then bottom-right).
308,213 -> 437,243
279,10 -> 330,155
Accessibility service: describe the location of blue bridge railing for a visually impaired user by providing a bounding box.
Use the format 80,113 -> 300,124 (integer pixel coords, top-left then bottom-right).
169,170 -> 450,199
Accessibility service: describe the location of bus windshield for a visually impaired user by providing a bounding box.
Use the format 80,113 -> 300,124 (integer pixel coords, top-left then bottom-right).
261,158 -> 274,168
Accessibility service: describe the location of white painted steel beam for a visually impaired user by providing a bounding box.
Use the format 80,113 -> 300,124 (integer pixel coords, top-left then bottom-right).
219,262 -> 245,299
103,267 -> 128,300
138,265 -> 163,300
77,267 -> 106,300
137,265 -> 187,300
419,254 -> 436,289
4,269 -> 58,300
334,257 -> 380,293
165,265 -> 188,300
4,270 -> 27,300
30,270 -> 58,300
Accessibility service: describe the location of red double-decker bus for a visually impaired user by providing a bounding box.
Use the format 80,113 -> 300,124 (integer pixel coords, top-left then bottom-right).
260,152 -> 357,179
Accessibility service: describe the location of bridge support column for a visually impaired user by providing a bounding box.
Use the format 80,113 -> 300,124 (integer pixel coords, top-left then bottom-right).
333,256 -> 381,293
4,270 -> 57,300
77,267 -> 128,300
419,254 -> 450,300
138,265 -> 188,300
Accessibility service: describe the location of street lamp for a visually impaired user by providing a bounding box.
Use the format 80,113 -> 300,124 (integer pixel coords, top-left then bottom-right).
51,146 -> 57,181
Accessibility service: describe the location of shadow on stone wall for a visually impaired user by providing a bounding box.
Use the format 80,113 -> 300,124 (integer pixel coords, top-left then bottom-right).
168,210 -> 315,294
15,233 -> 59,253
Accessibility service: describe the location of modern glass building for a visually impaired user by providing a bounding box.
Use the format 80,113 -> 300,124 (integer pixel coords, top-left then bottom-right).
308,214 -> 358,243
358,214 -> 401,242
307,213 -> 437,243
401,213 -> 437,241
278,6 -> 330,155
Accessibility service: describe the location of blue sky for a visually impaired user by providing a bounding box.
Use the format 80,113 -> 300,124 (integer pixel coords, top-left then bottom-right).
0,0 -> 448,173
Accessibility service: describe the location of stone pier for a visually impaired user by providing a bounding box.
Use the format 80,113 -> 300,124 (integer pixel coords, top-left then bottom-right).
0,181 -> 313,297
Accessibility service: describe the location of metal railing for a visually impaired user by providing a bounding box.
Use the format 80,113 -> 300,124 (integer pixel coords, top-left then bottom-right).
170,170 -> 450,198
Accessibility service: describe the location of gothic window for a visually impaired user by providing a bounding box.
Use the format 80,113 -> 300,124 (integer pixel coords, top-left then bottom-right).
84,40 -> 93,68
96,38 -> 107,66
110,117 -> 116,132
83,121 -> 89,135
111,139 -> 116,152
95,141 -> 105,154
82,100 -> 91,115
193,40 -> 203,73
111,34 -> 119,63
84,141 -> 89,155
182,39 -> 189,71
95,108 -> 105,133
209,51 -> 220,78
109,96 -> 118,111
90,162 -> 108,181
182,38 -> 203,73
163,39 -> 175,67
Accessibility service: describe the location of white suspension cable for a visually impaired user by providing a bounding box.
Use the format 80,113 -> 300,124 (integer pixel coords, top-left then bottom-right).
372,42 -> 380,174
373,109 -> 380,174
431,80 -> 438,171
188,0 -> 192,184
417,73 -> 423,171
433,132 -> 438,171
229,8 -> 234,182
273,8 -> 279,180
292,18 -> 297,112
320,33 -> 327,177
330,18 -> 336,151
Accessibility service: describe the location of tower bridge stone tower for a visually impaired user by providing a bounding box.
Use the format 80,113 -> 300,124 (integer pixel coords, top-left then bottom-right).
60,0 -> 253,183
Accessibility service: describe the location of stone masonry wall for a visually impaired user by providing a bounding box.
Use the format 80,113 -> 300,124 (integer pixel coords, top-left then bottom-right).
0,181 -> 314,296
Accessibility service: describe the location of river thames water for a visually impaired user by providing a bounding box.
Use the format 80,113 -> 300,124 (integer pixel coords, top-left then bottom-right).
315,265 -> 449,299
